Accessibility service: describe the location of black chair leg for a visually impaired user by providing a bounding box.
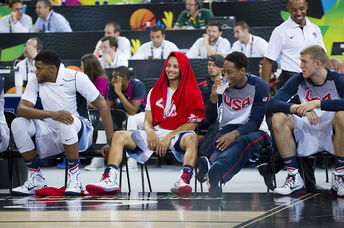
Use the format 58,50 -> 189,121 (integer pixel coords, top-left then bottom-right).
64,158 -> 68,187
325,157 -> 329,183
7,151 -> 13,194
144,164 -> 152,192
141,164 -> 145,192
125,155 -> 131,192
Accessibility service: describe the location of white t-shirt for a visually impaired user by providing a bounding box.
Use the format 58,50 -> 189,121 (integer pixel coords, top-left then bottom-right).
22,64 -> 99,128
186,36 -> 231,58
94,36 -> 132,60
99,51 -> 128,69
230,34 -> 268,57
265,17 -> 326,73
131,40 -> 179,60
0,14 -> 32,33
0,79 -> 5,124
32,10 -> 72,32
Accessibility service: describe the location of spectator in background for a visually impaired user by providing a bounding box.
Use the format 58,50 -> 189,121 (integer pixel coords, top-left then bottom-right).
0,77 -> 10,153
0,0 -> 32,33
94,21 -> 131,60
173,0 -> 213,30
81,54 -> 109,99
187,21 -> 231,58
231,21 -> 268,57
131,26 -> 179,60
330,57 -> 344,74
15,37 -> 43,85
99,36 -> 128,69
33,0 -> 72,32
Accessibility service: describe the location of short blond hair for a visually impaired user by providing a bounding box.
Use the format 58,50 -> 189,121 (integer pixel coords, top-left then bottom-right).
300,45 -> 327,65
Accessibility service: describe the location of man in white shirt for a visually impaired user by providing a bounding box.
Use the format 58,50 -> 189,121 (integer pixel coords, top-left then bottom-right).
11,50 -> 113,196
231,21 -> 268,58
32,0 -> 72,32
94,21 -> 131,60
0,0 -> 32,33
15,37 -> 43,84
131,26 -> 179,60
187,21 -> 231,59
99,36 -> 128,68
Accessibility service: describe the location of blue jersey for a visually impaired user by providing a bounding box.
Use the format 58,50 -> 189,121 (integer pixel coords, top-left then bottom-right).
268,69 -> 344,114
206,74 -> 270,135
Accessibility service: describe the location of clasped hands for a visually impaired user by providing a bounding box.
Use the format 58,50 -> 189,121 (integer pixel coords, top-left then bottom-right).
291,100 -> 321,125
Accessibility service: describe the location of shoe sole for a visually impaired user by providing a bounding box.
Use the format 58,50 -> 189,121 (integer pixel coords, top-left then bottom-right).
65,191 -> 82,196
171,185 -> 192,197
11,191 -> 33,196
196,157 -> 209,183
274,186 -> 306,196
86,185 -> 121,195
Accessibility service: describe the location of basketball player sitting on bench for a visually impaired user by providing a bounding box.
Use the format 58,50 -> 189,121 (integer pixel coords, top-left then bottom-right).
268,45 -> 344,196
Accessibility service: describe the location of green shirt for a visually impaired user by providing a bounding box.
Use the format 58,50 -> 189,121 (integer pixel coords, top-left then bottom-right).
175,8 -> 214,29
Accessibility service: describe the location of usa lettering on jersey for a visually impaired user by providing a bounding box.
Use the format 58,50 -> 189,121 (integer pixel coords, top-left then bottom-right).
305,90 -> 331,102
223,94 -> 251,111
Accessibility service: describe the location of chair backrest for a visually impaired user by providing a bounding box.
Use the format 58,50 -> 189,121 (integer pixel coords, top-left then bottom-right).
110,109 -> 128,131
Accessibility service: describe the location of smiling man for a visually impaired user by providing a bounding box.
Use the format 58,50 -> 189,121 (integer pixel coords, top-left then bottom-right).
196,52 -> 270,196
86,52 -> 205,197
268,45 -> 344,196
187,21 -> 231,58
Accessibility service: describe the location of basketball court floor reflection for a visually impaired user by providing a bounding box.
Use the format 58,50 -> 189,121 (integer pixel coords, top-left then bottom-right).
0,192 -> 343,227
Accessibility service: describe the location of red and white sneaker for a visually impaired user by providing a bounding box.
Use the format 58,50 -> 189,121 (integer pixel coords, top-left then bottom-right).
86,168 -> 121,195
170,171 -> 192,197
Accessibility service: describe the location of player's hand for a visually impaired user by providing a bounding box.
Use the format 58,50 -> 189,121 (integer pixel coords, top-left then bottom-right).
102,53 -> 112,65
34,28 -> 40,33
202,34 -> 210,45
10,12 -> 18,23
216,130 -> 240,151
305,110 -> 318,125
50,110 -> 74,125
101,144 -> 110,159
112,75 -> 122,95
156,135 -> 171,157
211,76 -> 223,95
146,130 -> 159,151
296,100 -> 320,116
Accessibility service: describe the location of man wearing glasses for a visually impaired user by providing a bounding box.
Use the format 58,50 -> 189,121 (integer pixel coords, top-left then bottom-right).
173,0 -> 213,30
0,0 -> 32,33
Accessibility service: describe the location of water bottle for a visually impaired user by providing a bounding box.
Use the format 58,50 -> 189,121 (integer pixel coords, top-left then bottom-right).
95,0 -> 100,5
62,0 -> 66,6
146,21 -> 151,31
103,0 -> 108,5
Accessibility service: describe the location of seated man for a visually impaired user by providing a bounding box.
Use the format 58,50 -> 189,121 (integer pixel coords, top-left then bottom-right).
11,50 -> 113,196
85,66 -> 146,171
15,37 -> 43,84
86,52 -> 205,196
196,52 -> 270,196
99,37 -> 128,69
173,0 -> 213,30
33,0 -> 72,32
131,25 -> 179,60
186,21 -> 231,59
94,21 -> 131,60
0,77 -> 10,153
0,0 -> 32,33
268,45 -> 344,196
231,21 -> 268,58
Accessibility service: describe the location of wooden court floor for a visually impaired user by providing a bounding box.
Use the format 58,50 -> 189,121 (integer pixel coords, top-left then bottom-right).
0,192 -> 343,227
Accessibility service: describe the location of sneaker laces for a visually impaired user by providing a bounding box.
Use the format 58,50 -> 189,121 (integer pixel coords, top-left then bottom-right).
181,173 -> 192,184
101,172 -> 110,181
23,173 -> 39,189
68,172 -> 80,188
281,174 -> 296,189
